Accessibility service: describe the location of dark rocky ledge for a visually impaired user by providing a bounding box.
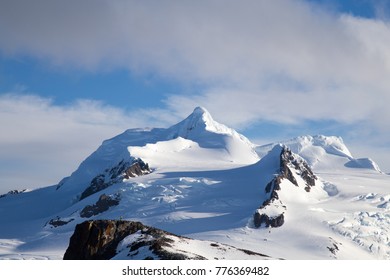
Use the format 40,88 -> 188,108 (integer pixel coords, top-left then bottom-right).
80,194 -> 120,218
79,158 -> 151,201
64,220 -> 145,260
63,220 -> 206,260
63,220 -> 270,260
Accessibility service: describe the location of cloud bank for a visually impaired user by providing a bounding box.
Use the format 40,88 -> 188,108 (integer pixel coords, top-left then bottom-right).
0,93 -> 176,191
1,0 -> 390,190
1,1 -> 390,129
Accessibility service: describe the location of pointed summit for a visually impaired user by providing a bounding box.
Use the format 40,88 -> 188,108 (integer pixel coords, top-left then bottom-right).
167,106 -> 240,140
190,106 -> 216,128
168,106 -> 217,136
192,106 -> 209,116
164,106 -> 259,163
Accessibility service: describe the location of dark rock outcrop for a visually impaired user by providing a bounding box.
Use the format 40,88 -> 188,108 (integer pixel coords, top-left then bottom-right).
254,212 -> 284,228
46,217 -> 74,228
64,220 -> 270,260
63,220 -> 205,260
79,158 -> 151,200
80,194 -> 120,218
0,189 -> 27,199
254,146 -> 318,228
64,220 -> 145,260
280,148 -> 317,190
327,237 -> 341,257
123,160 -> 150,179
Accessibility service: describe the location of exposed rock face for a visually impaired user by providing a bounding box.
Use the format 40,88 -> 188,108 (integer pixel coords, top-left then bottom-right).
46,217 -> 74,228
123,160 -> 150,179
254,146 -> 318,228
64,220 -> 145,260
280,148 -> 317,190
80,194 -> 120,218
63,220 -> 206,260
64,220 -> 271,260
79,158 -> 151,201
254,212 -> 284,228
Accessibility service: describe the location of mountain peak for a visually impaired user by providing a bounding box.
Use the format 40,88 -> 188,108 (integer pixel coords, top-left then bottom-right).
176,106 -> 214,132
192,106 -> 209,115
164,107 -> 259,163
168,106 -> 231,138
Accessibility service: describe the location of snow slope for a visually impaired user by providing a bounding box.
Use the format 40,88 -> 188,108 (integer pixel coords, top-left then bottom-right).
1,108 -> 390,260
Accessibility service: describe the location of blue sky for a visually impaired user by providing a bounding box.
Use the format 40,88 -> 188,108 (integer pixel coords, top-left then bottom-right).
1,0 -> 390,192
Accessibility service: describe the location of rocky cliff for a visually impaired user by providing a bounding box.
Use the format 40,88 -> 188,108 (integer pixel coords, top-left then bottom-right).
254,146 -> 318,228
63,220 -> 271,260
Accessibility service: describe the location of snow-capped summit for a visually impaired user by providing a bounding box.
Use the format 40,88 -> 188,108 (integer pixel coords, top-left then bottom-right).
56,107 -> 259,201
162,106 -> 259,164
168,106 -> 231,137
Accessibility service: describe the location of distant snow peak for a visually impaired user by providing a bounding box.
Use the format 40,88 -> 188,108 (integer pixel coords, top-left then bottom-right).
256,134 -> 357,170
282,135 -> 353,159
308,135 -> 352,158
345,158 -> 382,172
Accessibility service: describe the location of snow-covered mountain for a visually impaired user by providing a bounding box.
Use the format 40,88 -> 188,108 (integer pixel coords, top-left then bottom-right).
0,107 -> 389,260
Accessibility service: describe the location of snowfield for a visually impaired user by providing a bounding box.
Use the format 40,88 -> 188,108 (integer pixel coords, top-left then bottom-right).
1,107 -> 389,260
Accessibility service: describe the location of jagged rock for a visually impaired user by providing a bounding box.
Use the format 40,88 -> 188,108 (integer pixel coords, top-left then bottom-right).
280,147 -> 317,190
0,189 -> 27,199
327,237 -> 341,256
254,212 -> 284,228
80,194 -> 120,218
46,217 -> 74,228
79,158 -> 151,200
64,220 -> 145,260
254,146 -> 318,228
64,220 -> 270,260
63,220 -> 205,260
123,160 -> 150,179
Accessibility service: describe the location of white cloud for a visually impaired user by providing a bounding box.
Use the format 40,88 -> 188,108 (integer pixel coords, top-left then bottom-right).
1,0 -> 390,187
0,93 -> 174,193
1,1 -> 390,128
